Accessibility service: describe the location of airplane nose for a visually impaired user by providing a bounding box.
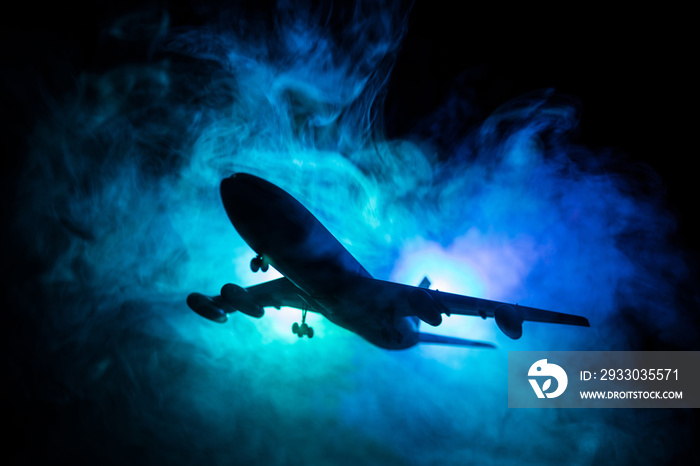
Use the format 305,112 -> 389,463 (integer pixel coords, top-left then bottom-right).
220,175 -> 234,199
220,173 -> 244,200
219,172 -> 312,253
220,173 -> 265,226
220,172 -> 266,198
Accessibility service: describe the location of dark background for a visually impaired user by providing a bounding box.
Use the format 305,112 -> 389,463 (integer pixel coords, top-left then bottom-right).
3,1 -> 697,464
387,3 -> 696,255
3,1 -> 696,250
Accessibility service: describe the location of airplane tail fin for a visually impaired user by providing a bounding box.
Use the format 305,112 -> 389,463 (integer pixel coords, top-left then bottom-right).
418,332 -> 496,349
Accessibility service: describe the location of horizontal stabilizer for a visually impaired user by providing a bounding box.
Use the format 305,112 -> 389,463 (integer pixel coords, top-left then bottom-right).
418,332 -> 496,349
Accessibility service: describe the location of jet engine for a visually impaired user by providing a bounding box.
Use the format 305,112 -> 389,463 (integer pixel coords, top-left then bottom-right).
186,293 -> 229,323
221,283 -> 264,318
494,304 -> 523,339
407,288 -> 443,326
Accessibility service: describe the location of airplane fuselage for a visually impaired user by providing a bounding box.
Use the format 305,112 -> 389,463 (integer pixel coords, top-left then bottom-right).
220,173 -> 420,349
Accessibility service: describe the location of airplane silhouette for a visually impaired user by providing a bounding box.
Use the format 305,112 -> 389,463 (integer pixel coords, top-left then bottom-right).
187,173 -> 590,349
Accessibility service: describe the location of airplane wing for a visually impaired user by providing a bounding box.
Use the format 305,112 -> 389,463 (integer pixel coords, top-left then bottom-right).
353,277 -> 589,340
187,277 -> 312,322
243,278 -> 310,309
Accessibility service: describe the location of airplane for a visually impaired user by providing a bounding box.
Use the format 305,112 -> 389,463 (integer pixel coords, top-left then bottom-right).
186,173 -> 590,349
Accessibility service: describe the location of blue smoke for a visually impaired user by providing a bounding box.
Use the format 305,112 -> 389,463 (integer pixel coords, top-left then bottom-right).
11,2 -> 698,465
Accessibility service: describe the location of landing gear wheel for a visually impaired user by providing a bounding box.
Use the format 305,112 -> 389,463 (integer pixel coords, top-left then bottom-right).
381,327 -> 402,343
291,310 -> 314,338
250,257 -> 262,272
250,255 -> 268,273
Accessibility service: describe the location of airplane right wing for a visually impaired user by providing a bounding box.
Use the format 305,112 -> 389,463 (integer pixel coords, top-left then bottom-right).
351,276 -> 589,340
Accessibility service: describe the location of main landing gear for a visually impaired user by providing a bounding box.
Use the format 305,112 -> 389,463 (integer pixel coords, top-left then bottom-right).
292,309 -> 314,338
250,255 -> 269,273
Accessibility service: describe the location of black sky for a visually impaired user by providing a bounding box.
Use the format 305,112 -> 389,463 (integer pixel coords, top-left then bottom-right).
3,2 -> 695,243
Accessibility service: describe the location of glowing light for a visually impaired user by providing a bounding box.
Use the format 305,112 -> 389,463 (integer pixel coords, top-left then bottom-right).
390,239 -> 486,296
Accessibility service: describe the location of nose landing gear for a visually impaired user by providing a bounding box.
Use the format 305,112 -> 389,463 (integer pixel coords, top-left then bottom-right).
250,255 -> 269,273
381,327 -> 403,344
292,309 -> 314,338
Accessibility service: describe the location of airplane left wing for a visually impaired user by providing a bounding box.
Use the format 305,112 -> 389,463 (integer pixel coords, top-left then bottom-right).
187,277 -> 311,323
243,277 -> 310,310
352,277 -> 590,340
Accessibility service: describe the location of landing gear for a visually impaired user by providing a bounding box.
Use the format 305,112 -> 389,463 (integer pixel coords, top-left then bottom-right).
381,327 -> 403,344
379,307 -> 402,343
292,310 -> 314,338
250,255 -> 269,273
